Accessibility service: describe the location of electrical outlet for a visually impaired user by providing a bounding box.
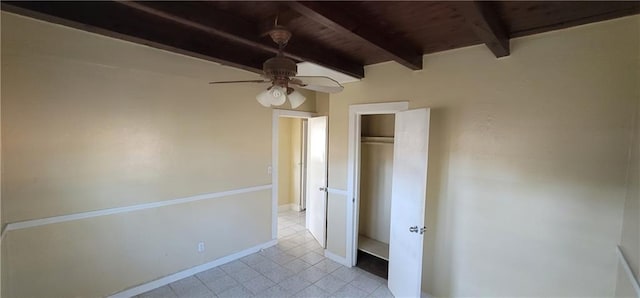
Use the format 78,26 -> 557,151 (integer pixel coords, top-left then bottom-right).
267,166 -> 272,175
197,241 -> 205,253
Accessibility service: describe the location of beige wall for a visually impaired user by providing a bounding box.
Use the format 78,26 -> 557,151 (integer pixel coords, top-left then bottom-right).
278,118 -> 293,206
358,115 -> 395,244
1,15 -> 272,223
326,16 -> 639,296
278,117 -> 303,208
6,191 -> 271,297
290,118 -> 303,209
0,12 -> 315,297
361,114 -> 395,138
326,192 -> 347,258
315,93 -> 330,117
359,143 -> 393,244
615,79 -> 640,297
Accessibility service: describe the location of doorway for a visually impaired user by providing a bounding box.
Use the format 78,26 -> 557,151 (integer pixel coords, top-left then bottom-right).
346,102 -> 408,267
356,114 -> 395,279
276,117 -> 307,215
346,102 -> 432,297
271,110 -> 328,249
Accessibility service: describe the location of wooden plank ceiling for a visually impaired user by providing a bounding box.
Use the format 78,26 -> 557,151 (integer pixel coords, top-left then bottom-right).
2,1 -> 639,79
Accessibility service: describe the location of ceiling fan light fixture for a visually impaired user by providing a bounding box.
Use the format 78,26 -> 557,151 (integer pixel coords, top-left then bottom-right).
288,90 -> 306,109
256,89 -> 274,107
268,86 -> 287,106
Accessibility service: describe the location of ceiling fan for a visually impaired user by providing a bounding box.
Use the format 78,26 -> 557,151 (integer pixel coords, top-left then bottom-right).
209,23 -> 344,109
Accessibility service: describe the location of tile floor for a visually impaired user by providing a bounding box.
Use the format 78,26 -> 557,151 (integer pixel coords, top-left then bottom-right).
137,210 -> 393,298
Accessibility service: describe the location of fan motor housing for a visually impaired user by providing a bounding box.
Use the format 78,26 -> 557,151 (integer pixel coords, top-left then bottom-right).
263,56 -> 297,79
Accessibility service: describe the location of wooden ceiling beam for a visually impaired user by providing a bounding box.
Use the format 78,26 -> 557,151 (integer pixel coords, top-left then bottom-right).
1,1 -> 267,74
117,1 -> 365,79
288,1 -> 423,71
510,5 -> 640,38
452,1 -> 510,58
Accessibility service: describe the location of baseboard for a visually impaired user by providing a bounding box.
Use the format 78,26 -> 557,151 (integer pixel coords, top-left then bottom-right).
324,249 -> 350,267
109,239 -> 277,298
278,204 -> 293,212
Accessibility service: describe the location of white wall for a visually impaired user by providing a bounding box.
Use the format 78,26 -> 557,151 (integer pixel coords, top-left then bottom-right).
0,12 -> 314,297
326,16 -> 639,296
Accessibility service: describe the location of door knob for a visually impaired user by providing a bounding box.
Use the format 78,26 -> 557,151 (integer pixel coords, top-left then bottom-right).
319,187 -> 327,192
409,226 -> 426,234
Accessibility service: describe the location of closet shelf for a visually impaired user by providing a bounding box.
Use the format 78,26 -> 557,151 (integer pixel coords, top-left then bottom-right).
361,136 -> 394,144
358,235 -> 389,261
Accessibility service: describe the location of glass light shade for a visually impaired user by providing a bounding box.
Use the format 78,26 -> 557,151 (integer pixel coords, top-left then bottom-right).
268,86 -> 287,106
255,89 -> 273,107
288,90 -> 306,109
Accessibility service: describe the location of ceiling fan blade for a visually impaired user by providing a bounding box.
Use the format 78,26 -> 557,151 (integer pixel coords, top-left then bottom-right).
209,80 -> 271,84
291,76 -> 344,93
296,84 -> 344,93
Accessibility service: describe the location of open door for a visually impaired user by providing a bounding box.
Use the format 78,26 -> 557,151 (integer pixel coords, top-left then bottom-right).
306,116 -> 328,247
388,108 -> 431,297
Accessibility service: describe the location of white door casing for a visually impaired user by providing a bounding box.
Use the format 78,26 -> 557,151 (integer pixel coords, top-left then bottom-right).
388,108 -> 431,297
306,116 -> 328,247
271,109 -> 314,240
347,102 -> 409,266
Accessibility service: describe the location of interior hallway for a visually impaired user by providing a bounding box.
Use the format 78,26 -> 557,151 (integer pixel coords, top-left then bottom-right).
137,210 -> 393,298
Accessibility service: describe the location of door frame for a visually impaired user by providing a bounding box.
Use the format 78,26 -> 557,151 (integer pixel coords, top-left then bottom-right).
271,109 -> 316,240
299,120 -> 309,211
346,102 -> 409,266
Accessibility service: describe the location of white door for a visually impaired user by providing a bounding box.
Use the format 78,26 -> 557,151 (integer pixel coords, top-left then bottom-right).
306,116 -> 328,247
388,108 -> 431,297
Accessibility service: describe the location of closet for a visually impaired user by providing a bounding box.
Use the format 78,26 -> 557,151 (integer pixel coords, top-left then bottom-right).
357,114 -> 395,278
